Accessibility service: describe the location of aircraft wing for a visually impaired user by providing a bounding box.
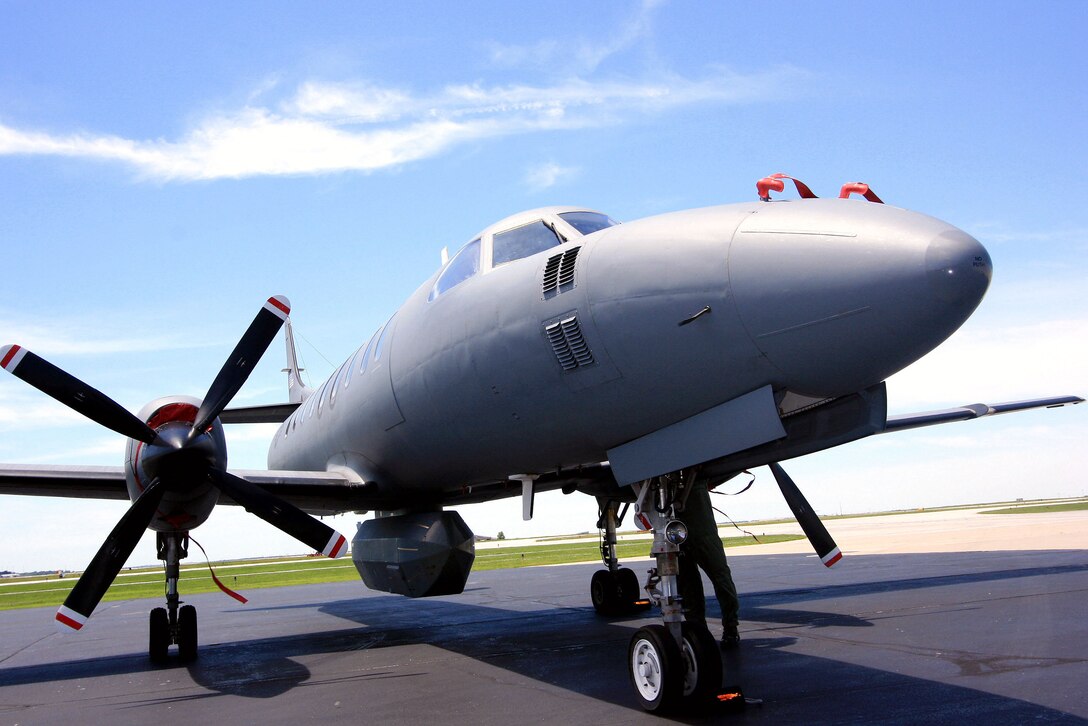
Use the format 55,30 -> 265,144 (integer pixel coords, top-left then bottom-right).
3,395 -> 1078,512
0,464 -> 130,500
0,464 -> 370,516
884,395 -> 1083,433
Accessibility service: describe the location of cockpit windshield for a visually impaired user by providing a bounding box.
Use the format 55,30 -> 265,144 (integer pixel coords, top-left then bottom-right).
492,220 -> 562,267
558,211 -> 619,236
429,238 -> 480,301
428,207 -> 620,301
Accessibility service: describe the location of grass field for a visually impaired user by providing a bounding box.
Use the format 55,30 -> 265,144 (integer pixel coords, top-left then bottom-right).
0,533 -> 802,611
980,501 -> 1088,515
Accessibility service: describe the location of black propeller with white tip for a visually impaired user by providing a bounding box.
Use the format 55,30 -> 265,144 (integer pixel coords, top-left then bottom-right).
1,296 -> 347,632
769,462 -> 842,567
56,479 -> 167,630
1,345 -> 159,445
190,296 -> 293,438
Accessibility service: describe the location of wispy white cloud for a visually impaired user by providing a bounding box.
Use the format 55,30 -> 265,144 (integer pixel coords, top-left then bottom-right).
0,65 -> 807,182
488,0 -> 664,74
0,394 -> 87,429
0,311 -> 195,356
524,161 -> 578,191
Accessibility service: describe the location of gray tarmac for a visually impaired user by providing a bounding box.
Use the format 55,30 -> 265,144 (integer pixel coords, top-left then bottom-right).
1,547 -> 1086,724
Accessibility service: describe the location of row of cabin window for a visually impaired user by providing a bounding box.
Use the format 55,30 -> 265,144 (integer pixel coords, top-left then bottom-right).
283,316 -> 394,435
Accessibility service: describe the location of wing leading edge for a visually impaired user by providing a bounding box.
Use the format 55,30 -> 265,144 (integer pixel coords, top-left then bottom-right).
1,396 -> 1080,512
0,464 -> 366,516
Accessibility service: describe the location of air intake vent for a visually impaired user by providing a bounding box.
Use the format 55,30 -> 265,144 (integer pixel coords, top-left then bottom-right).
545,315 -> 595,371
542,246 -> 581,298
557,246 -> 579,287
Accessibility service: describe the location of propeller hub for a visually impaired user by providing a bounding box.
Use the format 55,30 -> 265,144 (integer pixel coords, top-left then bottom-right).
140,425 -> 220,490
126,397 -> 227,512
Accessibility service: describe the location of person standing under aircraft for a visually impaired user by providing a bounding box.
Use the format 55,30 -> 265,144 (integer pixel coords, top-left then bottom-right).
678,479 -> 741,648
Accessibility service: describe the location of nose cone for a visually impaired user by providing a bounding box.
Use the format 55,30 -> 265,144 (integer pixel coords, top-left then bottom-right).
728,200 -> 991,397
926,228 -> 992,310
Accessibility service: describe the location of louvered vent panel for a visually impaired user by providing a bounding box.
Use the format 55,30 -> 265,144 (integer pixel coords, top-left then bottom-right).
545,321 -> 578,370
544,315 -> 595,371
542,253 -> 562,295
560,317 -> 595,367
542,246 -> 581,298
557,246 -> 579,287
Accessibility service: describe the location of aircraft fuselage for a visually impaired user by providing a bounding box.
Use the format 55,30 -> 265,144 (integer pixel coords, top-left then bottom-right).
268,198 -> 991,495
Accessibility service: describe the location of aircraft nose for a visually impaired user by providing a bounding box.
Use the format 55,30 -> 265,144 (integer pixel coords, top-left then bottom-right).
728,201 -> 991,398
925,228 -> 992,312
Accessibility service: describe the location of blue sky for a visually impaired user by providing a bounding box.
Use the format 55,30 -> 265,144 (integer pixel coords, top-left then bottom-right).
1,1 -> 1085,572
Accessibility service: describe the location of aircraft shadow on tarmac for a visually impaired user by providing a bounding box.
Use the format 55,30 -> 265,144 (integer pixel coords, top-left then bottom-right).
2,552 -> 1085,722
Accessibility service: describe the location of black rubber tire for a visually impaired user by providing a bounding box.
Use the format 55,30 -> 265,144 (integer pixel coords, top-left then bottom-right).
590,570 -> 621,615
628,624 -> 684,713
680,621 -> 723,705
149,607 -> 169,664
617,567 -> 641,603
177,604 -> 198,662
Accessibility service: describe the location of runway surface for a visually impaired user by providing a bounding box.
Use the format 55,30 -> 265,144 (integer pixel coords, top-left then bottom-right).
2,509 -> 1086,724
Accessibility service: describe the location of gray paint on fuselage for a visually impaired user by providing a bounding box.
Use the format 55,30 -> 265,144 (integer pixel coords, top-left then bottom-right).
729,199 -> 991,395
269,199 -> 991,496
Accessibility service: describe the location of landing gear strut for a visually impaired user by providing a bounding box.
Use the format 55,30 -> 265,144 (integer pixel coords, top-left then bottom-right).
626,472 -> 722,713
150,532 -> 197,664
590,499 -> 648,616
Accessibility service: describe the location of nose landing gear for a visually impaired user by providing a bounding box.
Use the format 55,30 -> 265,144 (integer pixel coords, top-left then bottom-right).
599,473 -> 728,714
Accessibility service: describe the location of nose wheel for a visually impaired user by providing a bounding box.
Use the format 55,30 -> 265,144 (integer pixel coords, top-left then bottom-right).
628,622 -> 720,713
624,473 -> 729,713
629,624 -> 683,711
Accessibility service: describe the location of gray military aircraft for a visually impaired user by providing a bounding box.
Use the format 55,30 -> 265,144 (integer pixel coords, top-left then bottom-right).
1,174 -> 1081,713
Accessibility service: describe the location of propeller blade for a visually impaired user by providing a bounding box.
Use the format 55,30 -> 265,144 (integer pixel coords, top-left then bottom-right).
768,462 -> 842,567
191,296 -> 290,437
210,469 -> 347,558
56,479 -> 166,631
1,344 -> 158,445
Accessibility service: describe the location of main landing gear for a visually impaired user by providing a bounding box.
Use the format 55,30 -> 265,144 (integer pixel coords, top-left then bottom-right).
590,499 -> 650,616
594,474 -> 724,714
150,532 -> 197,664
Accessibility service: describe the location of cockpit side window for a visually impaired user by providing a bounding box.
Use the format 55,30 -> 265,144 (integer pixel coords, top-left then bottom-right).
429,238 -> 481,300
558,211 -> 619,236
492,220 -> 562,267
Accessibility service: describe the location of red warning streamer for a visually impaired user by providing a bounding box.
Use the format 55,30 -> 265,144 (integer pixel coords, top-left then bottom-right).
189,536 -> 249,604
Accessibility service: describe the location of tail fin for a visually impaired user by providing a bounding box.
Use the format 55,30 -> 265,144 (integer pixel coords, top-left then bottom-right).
282,318 -> 314,404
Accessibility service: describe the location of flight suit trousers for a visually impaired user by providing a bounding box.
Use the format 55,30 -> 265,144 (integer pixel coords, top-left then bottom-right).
678,481 -> 739,629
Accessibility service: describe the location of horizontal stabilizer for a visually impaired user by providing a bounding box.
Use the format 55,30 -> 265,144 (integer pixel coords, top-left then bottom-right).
219,402 -> 300,424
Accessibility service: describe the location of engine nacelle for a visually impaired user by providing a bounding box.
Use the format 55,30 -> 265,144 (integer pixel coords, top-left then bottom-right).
124,395 -> 226,532
351,511 -> 475,597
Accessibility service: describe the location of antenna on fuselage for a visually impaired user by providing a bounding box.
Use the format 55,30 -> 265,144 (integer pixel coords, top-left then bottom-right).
281,317 -> 314,404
